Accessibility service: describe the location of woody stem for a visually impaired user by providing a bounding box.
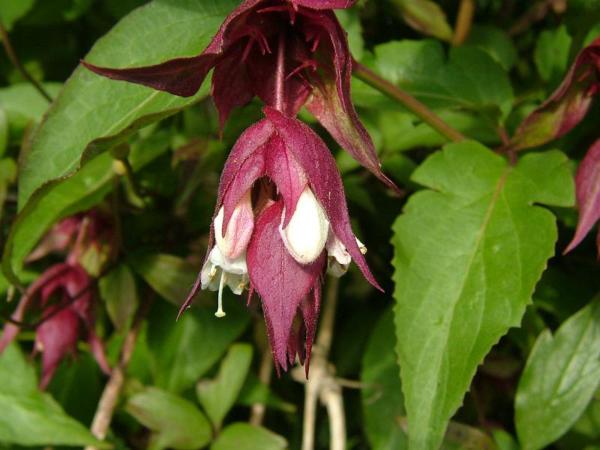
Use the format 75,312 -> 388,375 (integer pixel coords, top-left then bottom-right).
274,32 -> 286,112
352,61 -> 465,143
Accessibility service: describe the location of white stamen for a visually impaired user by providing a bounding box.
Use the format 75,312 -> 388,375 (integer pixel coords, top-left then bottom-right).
215,271 -> 227,318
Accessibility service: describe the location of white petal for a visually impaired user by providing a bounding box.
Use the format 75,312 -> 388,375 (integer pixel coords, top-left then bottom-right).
280,188 -> 329,264
214,191 -> 254,259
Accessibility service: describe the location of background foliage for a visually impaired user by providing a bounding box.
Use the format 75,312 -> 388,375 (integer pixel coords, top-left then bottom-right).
0,0 -> 599,449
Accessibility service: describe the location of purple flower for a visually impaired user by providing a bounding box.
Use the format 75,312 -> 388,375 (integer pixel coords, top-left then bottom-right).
82,0 -> 396,190
181,107 -> 380,373
0,263 -> 110,389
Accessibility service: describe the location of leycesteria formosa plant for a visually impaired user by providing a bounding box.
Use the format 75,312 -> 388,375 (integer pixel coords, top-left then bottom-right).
84,0 -> 395,373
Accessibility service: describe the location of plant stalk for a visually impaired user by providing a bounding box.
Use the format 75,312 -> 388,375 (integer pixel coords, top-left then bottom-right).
352,61 -> 465,143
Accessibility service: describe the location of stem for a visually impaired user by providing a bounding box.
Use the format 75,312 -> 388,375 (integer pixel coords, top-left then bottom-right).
452,0 -> 475,46
274,32 -> 286,112
352,62 -> 465,143
249,346 -> 273,426
0,21 -> 52,102
85,297 -> 152,449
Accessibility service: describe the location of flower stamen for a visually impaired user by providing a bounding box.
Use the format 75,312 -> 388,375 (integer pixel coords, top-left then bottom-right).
215,271 -> 227,318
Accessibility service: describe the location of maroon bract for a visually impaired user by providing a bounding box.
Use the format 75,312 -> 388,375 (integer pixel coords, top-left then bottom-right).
82,0 -> 396,190
180,107 -> 379,373
511,38 -> 600,150
564,138 -> 600,256
0,263 -> 110,389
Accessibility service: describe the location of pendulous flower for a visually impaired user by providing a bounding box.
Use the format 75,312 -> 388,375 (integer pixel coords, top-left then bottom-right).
180,107 -> 380,373
82,0 -> 396,190
0,263 -> 110,389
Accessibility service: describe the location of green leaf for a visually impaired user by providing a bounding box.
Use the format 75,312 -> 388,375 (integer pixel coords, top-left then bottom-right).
3,129 -> 170,284
515,298 -> 600,450
0,344 -> 107,447
126,387 -> 212,450
391,0 -> 453,41
0,83 -> 62,141
466,25 -> 517,71
146,300 -> 250,393
361,310 -> 408,450
0,0 -> 35,30
197,343 -> 253,429
18,0 -> 237,211
391,142 -> 574,450
129,253 -> 197,305
0,108 -> 8,157
99,263 -> 139,330
373,40 -> 514,121
211,423 -> 287,450
237,373 -> 296,413
534,26 -> 572,83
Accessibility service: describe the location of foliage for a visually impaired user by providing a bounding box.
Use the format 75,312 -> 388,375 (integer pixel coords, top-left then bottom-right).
0,1 -> 599,449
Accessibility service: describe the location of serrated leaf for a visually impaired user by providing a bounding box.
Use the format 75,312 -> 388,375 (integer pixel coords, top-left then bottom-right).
0,344 -> 107,448
146,300 -> 250,393
466,25 -> 517,71
534,26 -> 572,83
373,40 -> 513,122
515,298 -> 600,450
391,142 -> 574,450
126,387 -> 212,450
361,310 -> 408,450
99,263 -> 139,330
3,129 -> 170,284
197,343 -> 253,429
211,423 -> 287,450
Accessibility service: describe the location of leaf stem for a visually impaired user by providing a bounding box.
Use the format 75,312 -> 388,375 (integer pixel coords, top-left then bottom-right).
0,21 -> 52,103
452,0 -> 475,46
352,61 -> 465,143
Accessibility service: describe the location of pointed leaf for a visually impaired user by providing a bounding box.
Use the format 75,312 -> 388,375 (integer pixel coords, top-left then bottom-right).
99,263 -> 139,331
0,345 -> 107,448
515,298 -> 600,450
211,423 -> 287,450
146,300 -> 250,393
3,130 -> 170,284
391,142 -> 574,450
391,0 -> 453,41
126,387 -> 212,450
196,343 -> 253,428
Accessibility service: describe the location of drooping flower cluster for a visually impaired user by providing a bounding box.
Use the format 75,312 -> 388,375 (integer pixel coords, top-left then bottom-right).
0,212 -> 113,388
84,0 -> 395,373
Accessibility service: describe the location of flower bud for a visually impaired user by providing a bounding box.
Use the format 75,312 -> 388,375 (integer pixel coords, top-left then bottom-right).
214,191 -> 254,259
280,187 -> 329,264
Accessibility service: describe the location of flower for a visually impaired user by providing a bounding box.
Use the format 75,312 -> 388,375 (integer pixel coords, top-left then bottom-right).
180,107 -> 380,373
511,37 -> 600,151
0,263 -> 110,389
82,0 -> 396,190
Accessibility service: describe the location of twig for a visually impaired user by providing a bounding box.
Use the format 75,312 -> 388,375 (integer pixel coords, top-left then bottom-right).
85,296 -> 153,449
0,21 -> 52,102
508,0 -> 566,36
452,0 -> 475,46
294,277 -> 347,450
352,61 -> 465,143
249,338 -> 274,426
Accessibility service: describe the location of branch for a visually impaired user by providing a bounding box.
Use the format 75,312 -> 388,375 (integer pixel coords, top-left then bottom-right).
0,21 -> 52,102
294,277 -> 347,450
352,61 -> 465,143
452,0 -> 475,46
249,324 -> 274,427
85,297 -> 152,449
508,0 -> 566,36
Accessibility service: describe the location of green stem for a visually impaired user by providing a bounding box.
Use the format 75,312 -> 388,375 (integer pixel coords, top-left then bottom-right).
352,61 -> 465,143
